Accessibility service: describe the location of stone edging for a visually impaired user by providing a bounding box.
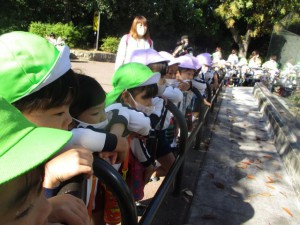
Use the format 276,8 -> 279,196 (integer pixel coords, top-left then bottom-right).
70,49 -> 116,62
253,83 -> 300,198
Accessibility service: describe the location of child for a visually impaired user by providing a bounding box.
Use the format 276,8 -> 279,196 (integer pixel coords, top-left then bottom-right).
106,62 -> 161,190
68,74 -> 134,225
0,31 -> 100,225
0,97 -> 91,225
129,49 -> 183,179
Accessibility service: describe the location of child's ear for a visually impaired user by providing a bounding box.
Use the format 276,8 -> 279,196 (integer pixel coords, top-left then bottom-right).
121,91 -> 130,104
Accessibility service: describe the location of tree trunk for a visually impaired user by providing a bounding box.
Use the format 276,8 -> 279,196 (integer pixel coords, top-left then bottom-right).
230,27 -> 251,58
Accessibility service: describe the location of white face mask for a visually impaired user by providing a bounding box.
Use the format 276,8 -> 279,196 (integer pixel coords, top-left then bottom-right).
136,25 -> 147,37
73,118 -> 109,129
165,79 -> 179,88
129,93 -> 155,116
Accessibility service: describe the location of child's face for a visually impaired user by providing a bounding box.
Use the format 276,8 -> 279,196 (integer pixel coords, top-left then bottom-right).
180,69 -> 195,80
1,174 -> 51,225
129,90 -> 152,107
77,103 -> 106,124
22,104 -> 72,131
166,65 -> 178,79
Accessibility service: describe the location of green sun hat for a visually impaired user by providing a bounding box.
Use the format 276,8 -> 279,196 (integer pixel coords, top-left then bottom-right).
0,31 -> 71,103
0,96 -> 72,185
106,62 -> 160,106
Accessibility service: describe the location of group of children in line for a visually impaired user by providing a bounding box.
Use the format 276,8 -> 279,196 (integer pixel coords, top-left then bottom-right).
0,31 -> 220,225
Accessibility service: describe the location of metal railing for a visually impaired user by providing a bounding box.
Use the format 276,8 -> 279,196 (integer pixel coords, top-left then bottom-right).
59,78 -> 224,225
93,157 -> 138,225
139,79 -> 224,225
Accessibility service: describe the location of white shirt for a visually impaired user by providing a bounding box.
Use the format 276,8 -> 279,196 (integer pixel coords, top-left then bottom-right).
115,34 -> 153,70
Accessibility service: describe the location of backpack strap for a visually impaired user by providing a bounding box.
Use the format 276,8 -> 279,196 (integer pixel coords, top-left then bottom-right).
87,175 -> 97,219
148,39 -> 153,48
121,136 -> 131,180
126,33 -> 130,46
158,100 -> 168,130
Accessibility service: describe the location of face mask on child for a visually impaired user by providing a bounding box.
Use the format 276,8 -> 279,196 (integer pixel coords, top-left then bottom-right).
128,93 -> 155,116
165,79 -> 179,88
136,24 -> 147,37
73,118 -> 109,129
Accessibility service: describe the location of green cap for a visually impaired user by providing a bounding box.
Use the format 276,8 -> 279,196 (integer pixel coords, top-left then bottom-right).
0,96 -> 72,184
106,62 -> 160,106
0,31 -> 71,103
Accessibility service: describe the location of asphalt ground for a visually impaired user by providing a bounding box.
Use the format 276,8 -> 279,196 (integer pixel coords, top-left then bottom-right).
71,60 -> 114,92
185,87 -> 300,225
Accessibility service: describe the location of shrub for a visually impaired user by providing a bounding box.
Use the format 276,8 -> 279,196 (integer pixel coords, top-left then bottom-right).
29,22 -> 84,48
100,36 -> 120,53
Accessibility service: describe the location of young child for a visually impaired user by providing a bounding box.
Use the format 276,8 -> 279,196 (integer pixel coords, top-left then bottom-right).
129,49 -> 184,179
68,74 -> 133,225
0,31 -> 102,225
106,62 -> 161,190
0,97 -> 91,225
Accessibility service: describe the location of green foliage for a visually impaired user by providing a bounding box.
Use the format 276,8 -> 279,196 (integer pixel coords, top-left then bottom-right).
29,22 -> 88,48
100,36 -> 120,53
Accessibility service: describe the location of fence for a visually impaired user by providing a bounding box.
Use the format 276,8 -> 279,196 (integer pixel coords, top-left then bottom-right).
60,77 -> 224,225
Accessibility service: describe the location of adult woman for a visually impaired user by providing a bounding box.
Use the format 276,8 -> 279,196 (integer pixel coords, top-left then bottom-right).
115,16 -> 153,70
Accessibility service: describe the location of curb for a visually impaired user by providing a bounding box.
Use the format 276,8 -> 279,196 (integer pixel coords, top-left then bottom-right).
70,49 -> 116,62
253,83 -> 300,198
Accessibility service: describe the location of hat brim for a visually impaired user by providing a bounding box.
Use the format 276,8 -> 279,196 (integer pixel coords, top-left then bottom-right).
31,45 -> 71,94
106,72 -> 160,107
0,127 -> 72,184
138,72 -> 160,87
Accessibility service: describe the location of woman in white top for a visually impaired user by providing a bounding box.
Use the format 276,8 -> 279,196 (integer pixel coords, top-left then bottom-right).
115,16 -> 153,70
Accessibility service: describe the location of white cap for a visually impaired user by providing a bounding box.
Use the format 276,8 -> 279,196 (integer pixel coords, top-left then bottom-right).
129,48 -> 169,65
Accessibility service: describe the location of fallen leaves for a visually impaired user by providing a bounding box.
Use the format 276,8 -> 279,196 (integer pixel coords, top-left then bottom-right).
236,164 -> 248,169
265,184 -> 276,190
282,207 -> 293,217
263,155 -> 273,159
266,176 -> 275,183
247,174 -> 255,179
248,192 -> 273,198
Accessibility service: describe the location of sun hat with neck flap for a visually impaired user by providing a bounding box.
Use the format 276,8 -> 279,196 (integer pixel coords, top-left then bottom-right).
0,96 -> 72,184
0,31 -> 71,103
106,62 -> 160,107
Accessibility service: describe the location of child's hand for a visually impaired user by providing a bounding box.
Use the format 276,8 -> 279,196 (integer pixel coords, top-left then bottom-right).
129,132 -> 146,140
177,79 -> 190,91
98,151 -> 118,165
48,194 -> 90,225
109,123 -> 129,163
44,148 -> 93,188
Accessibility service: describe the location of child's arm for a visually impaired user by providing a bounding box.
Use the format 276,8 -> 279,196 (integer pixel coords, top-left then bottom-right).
109,123 -> 128,163
67,128 -> 118,153
162,86 -> 183,104
106,103 -> 151,136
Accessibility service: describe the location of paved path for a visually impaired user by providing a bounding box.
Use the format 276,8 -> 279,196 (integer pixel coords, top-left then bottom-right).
71,60 -> 114,92
186,87 -> 300,225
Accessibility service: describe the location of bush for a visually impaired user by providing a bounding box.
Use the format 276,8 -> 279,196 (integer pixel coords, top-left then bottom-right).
29,22 -> 86,48
100,36 -> 120,53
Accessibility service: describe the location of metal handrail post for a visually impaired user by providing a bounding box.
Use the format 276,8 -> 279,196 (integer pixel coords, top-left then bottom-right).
93,157 -> 138,225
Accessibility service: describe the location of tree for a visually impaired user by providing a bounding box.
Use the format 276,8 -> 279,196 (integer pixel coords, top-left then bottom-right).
215,0 -> 300,57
